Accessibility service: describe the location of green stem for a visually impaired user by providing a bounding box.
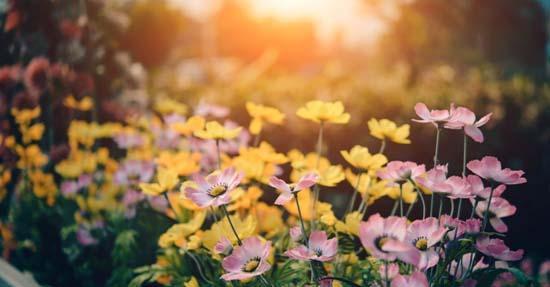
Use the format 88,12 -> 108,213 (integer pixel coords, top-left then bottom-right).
390,200 -> 399,216
311,122 -> 324,228
379,139 -> 386,154
481,182 -> 495,232
399,184 -> 404,216
221,205 -> 242,245
294,193 -> 309,243
346,172 -> 362,215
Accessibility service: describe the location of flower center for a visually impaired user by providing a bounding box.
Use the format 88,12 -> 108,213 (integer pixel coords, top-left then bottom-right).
375,235 -> 391,252
242,258 -> 260,272
209,184 -> 228,197
314,248 -> 323,257
414,237 -> 428,251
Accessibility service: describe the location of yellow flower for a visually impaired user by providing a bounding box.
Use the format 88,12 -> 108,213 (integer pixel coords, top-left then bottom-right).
184,277 -> 199,287
340,145 -> 387,172
28,170 -> 57,206
320,210 -> 337,226
344,169 -> 372,197
154,98 -> 188,115
283,189 -> 332,221
367,118 -> 411,144
335,212 -> 362,236
11,107 -> 41,125
170,115 -> 205,136
0,135 -> 15,148
158,211 -> 206,248
246,102 -> 285,135
296,100 -> 350,124
63,95 -> 93,111
16,145 -> 47,169
20,123 -> 45,144
139,168 -> 179,196
0,167 -> 11,201
156,151 -> 201,176
202,214 -> 257,250
254,202 -> 284,238
194,121 -> 241,140
229,186 -> 263,212
370,180 -> 417,204
241,142 -> 288,164
290,151 -> 344,187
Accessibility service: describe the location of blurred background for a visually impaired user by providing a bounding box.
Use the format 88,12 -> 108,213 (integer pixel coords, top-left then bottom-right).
0,0 -> 549,281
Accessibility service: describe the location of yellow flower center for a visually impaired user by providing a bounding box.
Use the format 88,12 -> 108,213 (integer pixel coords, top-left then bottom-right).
209,184 -> 227,197
375,236 -> 390,252
243,258 -> 260,272
415,238 -> 428,251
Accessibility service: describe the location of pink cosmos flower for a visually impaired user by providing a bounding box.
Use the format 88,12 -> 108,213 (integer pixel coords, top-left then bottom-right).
377,161 -> 426,185
413,102 -> 454,127
378,262 -> 400,281
445,176 -> 474,199
114,160 -> 155,186
289,226 -> 303,242
391,271 -> 429,287
444,106 -> 492,143
184,168 -> 243,208
221,237 -> 272,281
359,214 -> 420,265
113,132 -> 145,149
406,217 -> 447,270
268,172 -> 319,205
439,215 -> 481,238
416,165 -> 452,194
467,156 -> 526,185
61,174 -> 92,196
285,231 -> 338,262
476,237 -> 523,261
77,228 -> 98,246
474,197 -> 516,233
214,237 -> 233,256
195,101 -> 230,118
449,253 -> 488,279
467,175 -> 506,199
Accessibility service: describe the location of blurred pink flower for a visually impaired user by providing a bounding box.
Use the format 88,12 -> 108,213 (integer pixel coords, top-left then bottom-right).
61,174 -> 92,196
416,165 -> 452,195
406,217 -> 446,270
114,160 -> 155,186
221,237 -> 271,281
113,132 -> 145,149
285,230 -> 338,262
449,253 -> 488,279
289,226 -> 303,242
24,57 -> 50,94
413,102 -> 454,127
184,168 -> 243,208
467,156 -> 526,185
444,106 -> 492,143
268,172 -> 318,205
378,262 -> 400,281
391,271 -> 429,287
195,101 -> 230,118
474,197 -> 516,233
476,236 -> 523,261
214,237 -> 233,256
378,161 -> 426,185
439,215 -> 481,238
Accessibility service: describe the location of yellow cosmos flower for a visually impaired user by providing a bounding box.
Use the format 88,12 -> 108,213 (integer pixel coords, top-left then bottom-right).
170,115 -> 205,136
254,202 -> 284,238
63,95 -> 93,111
335,211 -> 362,236
341,145 -> 388,172
246,102 -> 285,135
369,180 -> 417,204
194,121 -> 241,140
0,167 -> 11,201
344,169 -> 372,196
20,123 -> 44,144
239,142 -> 288,164
202,214 -> 256,250
290,151 -> 344,187
184,277 -> 199,287
368,118 -> 411,144
11,107 -> 41,125
28,170 -> 57,206
139,168 -> 179,196
16,145 -> 47,169
154,98 -> 188,115
156,151 -> 201,176
0,135 -> 15,148
229,186 -> 263,212
283,189 -> 332,221
296,100 -> 350,124
158,211 -> 206,248
55,151 -> 99,178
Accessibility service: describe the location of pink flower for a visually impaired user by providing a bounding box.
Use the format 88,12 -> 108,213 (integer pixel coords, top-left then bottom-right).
378,161 -> 426,185
289,226 -> 303,242
474,197 -> 516,233
359,214 -> 420,265
416,165 -> 452,195
113,132 -> 145,149
115,160 -> 155,186
391,271 -> 429,287
221,237 -> 272,281
195,101 -> 230,118
24,57 -> 50,94
406,217 -> 446,269
378,262 -> 400,280
467,156 -> 526,185
268,173 -> 318,205
61,174 -> 93,196
444,106 -> 492,143
413,102 -> 454,127
214,237 -> 233,256
449,253 -> 488,279
445,176 -> 474,199
184,167 -> 244,208
439,215 -> 481,238
476,237 -> 524,261
467,175 -> 506,199
285,231 -> 338,262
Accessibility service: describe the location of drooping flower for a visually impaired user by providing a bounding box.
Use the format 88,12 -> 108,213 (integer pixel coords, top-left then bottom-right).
474,197 -> 516,233
445,106 -> 492,143
194,121 -> 242,140
285,230 -> 338,262
296,100 -> 350,124
246,102 -> 285,135
416,165 -> 452,195
476,236 -> 524,261
412,102 -> 454,127
406,217 -> 447,270
467,175 -> 506,199
467,156 -> 526,185
183,167 -> 243,208
221,237 -> 272,281
391,271 -> 429,287
214,237 -> 233,256
359,214 -> 419,265
268,172 -> 318,205
445,176 -> 474,199
377,161 -> 426,185
368,118 -> 411,144
340,145 -> 388,172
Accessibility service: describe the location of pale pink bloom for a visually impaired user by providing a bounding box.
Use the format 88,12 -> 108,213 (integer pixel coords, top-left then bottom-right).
476,236 -> 524,261
122,189 -> 145,218
214,237 -> 233,256
148,195 -> 168,212
268,173 -> 319,205
184,168 -> 243,208
467,156 -> 526,185
449,253 -> 488,279
152,126 -> 180,149
77,228 -> 98,246
416,165 -> 452,194
445,176 -> 474,199
377,161 -> 426,186
285,231 -> 338,262
61,174 -> 92,196
359,214 -> 420,265
113,132 -> 145,149
195,101 -> 230,118
439,215 -> 481,238
413,102 -> 454,126
378,263 -> 400,281
391,271 -> 429,287
114,160 -> 155,186
467,175 -> 506,199
221,237 -> 272,281
474,197 -> 516,233
163,113 -> 186,125
289,226 -> 303,242
406,217 -> 447,270
444,106 -> 492,143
